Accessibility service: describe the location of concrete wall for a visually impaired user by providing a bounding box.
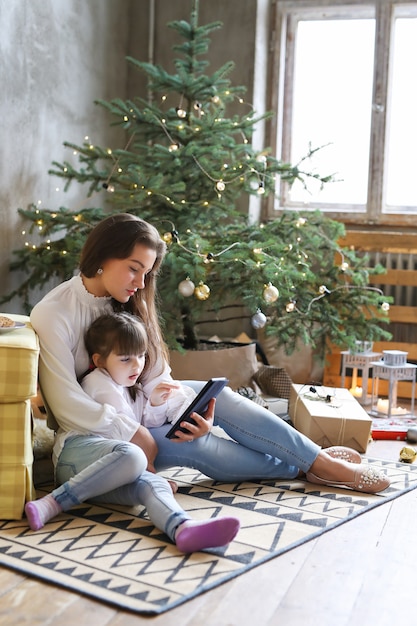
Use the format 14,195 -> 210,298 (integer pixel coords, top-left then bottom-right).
0,0 -> 131,312
0,0 -> 264,314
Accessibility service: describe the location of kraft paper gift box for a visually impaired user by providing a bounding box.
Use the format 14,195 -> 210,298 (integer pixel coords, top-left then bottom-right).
0,314 -> 39,519
288,384 -> 372,453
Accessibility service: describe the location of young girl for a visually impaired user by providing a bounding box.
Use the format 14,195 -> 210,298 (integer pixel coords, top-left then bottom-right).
27,213 -> 389,547
81,311 -> 196,486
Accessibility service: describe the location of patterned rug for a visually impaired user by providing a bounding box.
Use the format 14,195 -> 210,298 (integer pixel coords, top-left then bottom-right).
1,458 -> 417,615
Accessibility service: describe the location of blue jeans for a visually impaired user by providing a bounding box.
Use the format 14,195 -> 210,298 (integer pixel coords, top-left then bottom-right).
152,382 -> 320,480
53,436 -> 190,541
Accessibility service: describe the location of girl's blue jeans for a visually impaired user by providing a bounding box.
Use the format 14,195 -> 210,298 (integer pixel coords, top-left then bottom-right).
51,382 -> 321,541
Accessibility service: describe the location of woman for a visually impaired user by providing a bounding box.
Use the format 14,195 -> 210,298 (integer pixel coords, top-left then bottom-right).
27,214 -> 389,545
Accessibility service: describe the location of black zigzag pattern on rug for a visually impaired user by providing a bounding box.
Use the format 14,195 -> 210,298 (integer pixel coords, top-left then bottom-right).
0,458 -> 416,615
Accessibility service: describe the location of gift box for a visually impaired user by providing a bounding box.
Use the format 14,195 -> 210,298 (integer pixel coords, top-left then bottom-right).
289,384 -> 372,452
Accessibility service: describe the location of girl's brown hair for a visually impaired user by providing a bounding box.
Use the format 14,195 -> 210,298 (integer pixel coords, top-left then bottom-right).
79,213 -> 168,372
84,312 -> 149,401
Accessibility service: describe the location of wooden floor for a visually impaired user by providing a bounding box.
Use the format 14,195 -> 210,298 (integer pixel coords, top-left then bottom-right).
1,437 -> 416,626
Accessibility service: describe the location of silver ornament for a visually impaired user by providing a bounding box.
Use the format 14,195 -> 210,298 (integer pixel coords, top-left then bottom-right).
251,309 -> 267,329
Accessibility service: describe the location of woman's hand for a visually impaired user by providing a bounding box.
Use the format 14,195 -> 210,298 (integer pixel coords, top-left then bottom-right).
171,398 -> 215,443
149,380 -> 181,406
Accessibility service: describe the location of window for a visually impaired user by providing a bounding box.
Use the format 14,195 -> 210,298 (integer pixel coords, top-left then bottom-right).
267,0 -> 417,226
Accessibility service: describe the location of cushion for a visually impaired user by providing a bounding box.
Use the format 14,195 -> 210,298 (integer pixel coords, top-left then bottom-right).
252,365 -> 293,400
0,314 -> 39,402
169,342 -> 259,391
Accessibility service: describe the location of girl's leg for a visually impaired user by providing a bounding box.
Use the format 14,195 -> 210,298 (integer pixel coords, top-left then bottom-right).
25,435 -> 147,530
54,435 -> 148,506
92,469 -> 239,549
26,435 -> 240,550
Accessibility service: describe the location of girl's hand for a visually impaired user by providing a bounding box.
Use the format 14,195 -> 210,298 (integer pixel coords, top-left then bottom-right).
171,398 -> 215,443
150,381 -> 181,406
130,425 -> 158,467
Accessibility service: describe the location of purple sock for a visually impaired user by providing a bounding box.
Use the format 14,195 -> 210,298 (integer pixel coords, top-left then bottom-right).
175,517 -> 240,553
25,494 -> 62,531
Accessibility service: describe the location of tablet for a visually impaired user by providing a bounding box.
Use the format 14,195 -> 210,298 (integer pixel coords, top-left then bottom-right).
165,377 -> 229,439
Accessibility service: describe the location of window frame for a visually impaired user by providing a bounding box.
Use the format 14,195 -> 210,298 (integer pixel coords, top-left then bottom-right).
265,0 -> 417,227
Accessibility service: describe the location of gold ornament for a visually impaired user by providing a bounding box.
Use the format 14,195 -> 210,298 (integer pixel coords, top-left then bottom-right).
194,282 -> 210,301
263,282 -> 279,303
399,446 -> 417,463
163,232 -> 173,244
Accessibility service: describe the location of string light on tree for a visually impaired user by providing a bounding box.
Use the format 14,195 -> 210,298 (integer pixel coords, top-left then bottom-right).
176,107 -> 187,119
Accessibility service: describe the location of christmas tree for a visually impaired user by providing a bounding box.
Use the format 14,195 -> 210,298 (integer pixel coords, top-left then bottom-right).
1,1 -> 392,355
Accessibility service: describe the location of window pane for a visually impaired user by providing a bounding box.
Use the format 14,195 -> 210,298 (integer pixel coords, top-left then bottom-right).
385,17 -> 417,208
289,19 -> 375,206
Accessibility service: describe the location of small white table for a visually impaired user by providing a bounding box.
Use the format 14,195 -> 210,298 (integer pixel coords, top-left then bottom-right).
340,351 -> 381,406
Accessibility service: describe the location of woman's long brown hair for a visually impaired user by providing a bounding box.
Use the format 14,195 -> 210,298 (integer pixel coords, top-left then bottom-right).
79,213 -> 168,374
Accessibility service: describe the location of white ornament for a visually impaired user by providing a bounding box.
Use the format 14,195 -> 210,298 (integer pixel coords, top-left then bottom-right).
178,278 -> 195,297
381,302 -> 390,311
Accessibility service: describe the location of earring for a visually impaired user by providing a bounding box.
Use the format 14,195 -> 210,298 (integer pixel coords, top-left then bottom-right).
97,268 -> 103,275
